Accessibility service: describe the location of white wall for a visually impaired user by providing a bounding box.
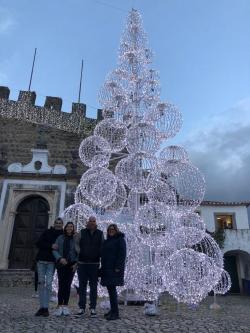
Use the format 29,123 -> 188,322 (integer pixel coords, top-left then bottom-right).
199,205 -> 249,232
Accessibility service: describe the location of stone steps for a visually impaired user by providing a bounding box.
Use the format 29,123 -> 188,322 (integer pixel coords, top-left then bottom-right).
0,269 -> 34,287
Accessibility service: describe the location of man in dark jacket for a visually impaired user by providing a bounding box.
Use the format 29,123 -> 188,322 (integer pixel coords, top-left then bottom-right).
35,218 -> 63,317
75,216 -> 104,317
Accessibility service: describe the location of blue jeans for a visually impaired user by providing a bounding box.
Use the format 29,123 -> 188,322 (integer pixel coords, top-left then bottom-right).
37,261 -> 55,308
77,263 -> 99,310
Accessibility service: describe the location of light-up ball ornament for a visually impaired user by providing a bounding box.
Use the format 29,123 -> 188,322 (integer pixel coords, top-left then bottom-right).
192,233 -> 224,269
80,167 -> 117,207
79,135 -> 111,168
134,202 -> 176,247
154,102 -> 183,139
94,118 -> 127,153
157,161 -> 206,216
62,203 -> 96,231
99,77 -> 127,110
160,145 -> 189,163
147,176 -> 177,208
126,122 -> 160,154
213,269 -> 232,295
167,249 -> 216,304
115,153 -> 156,191
127,190 -> 149,216
175,212 -> 206,248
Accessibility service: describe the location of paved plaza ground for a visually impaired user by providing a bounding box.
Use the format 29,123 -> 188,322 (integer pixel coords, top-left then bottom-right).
0,287 -> 249,333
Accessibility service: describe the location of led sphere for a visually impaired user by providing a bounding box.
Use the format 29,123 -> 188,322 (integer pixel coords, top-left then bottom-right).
134,202 -> 176,247
94,118 -> 127,153
96,180 -> 127,221
136,265 -> 166,301
98,77 -> 127,110
154,103 -> 183,139
80,167 -> 117,207
79,135 -> 111,168
126,122 -> 161,154
62,203 -> 96,231
127,190 -> 149,216
76,180 -> 126,222
192,233 -> 224,269
167,249 -> 216,304
147,176 -> 177,208
160,145 -> 189,163
174,212 -> 206,248
213,269 -> 232,295
115,153 -> 156,191
155,161 -> 206,216
74,185 -> 85,204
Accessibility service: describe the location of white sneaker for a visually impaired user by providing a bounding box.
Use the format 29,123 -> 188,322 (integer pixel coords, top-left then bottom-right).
32,292 -> 39,298
50,295 -> 57,302
90,308 -> 97,317
54,306 -> 63,316
62,306 -> 71,316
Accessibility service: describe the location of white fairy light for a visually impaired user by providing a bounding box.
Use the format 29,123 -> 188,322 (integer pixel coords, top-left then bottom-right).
79,135 -> 111,168
174,212 -> 206,248
213,269 -> 232,295
156,161 -> 206,216
80,167 -> 118,207
134,202 -> 176,248
126,122 -> 161,154
154,103 -> 183,139
160,145 -> 189,163
192,233 -> 224,269
115,153 -> 156,191
94,118 -> 127,153
62,203 -> 96,231
127,190 -> 149,216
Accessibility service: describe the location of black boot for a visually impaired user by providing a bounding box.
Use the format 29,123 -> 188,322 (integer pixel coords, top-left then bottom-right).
35,308 -> 44,316
104,310 -> 111,318
42,308 -> 49,317
106,312 -> 120,320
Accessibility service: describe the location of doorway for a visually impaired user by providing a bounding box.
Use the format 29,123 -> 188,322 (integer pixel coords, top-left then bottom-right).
8,196 -> 49,269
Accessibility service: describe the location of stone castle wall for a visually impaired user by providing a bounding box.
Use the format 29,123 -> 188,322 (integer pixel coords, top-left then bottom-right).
0,86 -> 100,177
0,86 -> 102,134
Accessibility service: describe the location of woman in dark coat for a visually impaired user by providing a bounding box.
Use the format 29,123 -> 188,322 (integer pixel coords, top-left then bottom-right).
101,224 -> 126,320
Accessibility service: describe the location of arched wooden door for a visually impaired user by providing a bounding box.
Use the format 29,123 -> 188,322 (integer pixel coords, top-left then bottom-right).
8,196 -> 49,269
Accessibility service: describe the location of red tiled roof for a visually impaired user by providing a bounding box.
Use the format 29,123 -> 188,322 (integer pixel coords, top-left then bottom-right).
201,201 -> 250,207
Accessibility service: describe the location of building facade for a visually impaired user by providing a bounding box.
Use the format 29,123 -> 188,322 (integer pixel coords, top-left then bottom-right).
0,86 -> 98,270
199,201 -> 250,294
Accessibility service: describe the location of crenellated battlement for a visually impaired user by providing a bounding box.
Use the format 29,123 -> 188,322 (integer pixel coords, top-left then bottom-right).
0,86 -> 102,134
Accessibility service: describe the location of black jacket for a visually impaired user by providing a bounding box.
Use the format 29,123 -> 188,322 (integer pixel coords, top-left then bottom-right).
101,233 -> 126,286
36,227 -> 63,262
77,228 -> 104,263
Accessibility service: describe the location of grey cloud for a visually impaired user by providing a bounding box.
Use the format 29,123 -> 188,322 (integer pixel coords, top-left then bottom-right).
182,102 -> 250,201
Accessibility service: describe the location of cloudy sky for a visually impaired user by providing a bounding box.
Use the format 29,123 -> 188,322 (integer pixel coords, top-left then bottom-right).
0,0 -> 250,202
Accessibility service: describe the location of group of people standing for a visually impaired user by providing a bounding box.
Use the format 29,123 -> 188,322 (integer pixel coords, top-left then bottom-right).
35,216 -> 126,321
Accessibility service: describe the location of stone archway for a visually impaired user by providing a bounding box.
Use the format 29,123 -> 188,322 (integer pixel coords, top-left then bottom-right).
224,250 -> 250,294
8,195 -> 49,269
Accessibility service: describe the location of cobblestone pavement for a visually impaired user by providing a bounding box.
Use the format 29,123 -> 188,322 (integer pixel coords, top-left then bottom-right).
0,287 -> 250,333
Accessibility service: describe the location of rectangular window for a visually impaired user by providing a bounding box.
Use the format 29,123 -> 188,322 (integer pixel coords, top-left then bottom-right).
216,214 -> 234,230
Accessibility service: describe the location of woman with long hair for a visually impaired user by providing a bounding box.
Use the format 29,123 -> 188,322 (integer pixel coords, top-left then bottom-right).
100,224 -> 126,320
52,222 -> 78,316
